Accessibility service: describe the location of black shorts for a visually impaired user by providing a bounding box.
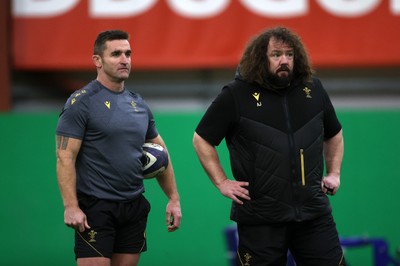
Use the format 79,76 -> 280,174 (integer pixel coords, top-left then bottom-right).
74,194 -> 151,259
237,213 -> 345,266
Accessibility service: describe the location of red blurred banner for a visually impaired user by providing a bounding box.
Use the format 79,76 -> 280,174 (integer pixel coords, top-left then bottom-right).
12,0 -> 400,70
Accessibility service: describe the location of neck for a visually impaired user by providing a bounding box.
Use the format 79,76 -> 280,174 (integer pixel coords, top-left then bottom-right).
263,78 -> 290,91
96,77 -> 125,92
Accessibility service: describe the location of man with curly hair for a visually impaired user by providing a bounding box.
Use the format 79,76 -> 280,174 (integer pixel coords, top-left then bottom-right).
193,26 -> 345,265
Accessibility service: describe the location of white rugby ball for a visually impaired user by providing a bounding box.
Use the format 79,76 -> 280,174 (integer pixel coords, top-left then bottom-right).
141,143 -> 169,179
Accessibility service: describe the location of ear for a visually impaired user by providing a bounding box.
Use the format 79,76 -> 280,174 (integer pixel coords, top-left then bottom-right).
92,55 -> 102,68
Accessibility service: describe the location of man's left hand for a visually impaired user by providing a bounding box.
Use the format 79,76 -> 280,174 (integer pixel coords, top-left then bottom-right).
321,174 -> 340,196
166,199 -> 182,232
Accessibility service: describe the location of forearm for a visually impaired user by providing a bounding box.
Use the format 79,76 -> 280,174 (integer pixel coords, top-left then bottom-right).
324,129 -> 344,176
56,158 -> 79,208
57,155 -> 90,232
193,132 -> 228,187
193,132 -> 250,204
156,161 -> 180,201
55,135 -> 81,209
147,135 -> 180,201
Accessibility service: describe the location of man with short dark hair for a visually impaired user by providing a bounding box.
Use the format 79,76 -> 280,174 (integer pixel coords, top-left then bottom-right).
56,30 -> 182,266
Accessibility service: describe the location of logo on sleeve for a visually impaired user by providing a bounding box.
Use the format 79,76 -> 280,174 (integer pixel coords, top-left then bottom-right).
131,101 -> 138,112
70,89 -> 87,105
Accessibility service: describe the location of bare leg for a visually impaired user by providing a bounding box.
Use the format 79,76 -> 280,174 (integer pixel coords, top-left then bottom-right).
111,253 -> 141,266
77,257 -> 111,266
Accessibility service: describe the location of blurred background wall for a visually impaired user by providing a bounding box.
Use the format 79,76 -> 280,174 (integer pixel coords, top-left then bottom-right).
1,0 -> 400,265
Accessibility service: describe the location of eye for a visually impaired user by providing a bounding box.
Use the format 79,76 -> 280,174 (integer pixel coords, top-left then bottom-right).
111,51 -> 121,57
271,52 -> 280,58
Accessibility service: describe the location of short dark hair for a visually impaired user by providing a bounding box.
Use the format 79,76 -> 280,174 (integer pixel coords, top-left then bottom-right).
93,30 -> 129,56
239,26 -> 314,86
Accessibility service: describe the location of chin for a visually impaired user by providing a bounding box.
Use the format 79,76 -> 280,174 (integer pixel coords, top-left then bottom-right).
278,71 -> 289,78
119,74 -> 130,80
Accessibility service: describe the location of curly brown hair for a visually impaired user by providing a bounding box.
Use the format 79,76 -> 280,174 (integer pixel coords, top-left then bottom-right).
239,26 -> 314,86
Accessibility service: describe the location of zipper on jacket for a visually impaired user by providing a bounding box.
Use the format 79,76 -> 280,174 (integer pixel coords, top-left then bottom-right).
300,149 -> 305,186
283,95 -> 302,220
283,97 -> 296,182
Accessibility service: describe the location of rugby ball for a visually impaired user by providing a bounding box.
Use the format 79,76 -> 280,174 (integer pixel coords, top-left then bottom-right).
141,143 -> 169,179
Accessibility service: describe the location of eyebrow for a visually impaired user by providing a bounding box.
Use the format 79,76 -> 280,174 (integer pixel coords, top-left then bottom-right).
111,49 -> 131,55
270,47 -> 294,52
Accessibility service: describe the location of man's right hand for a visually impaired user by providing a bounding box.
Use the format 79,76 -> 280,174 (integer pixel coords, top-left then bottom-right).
64,206 -> 90,232
216,179 -> 251,205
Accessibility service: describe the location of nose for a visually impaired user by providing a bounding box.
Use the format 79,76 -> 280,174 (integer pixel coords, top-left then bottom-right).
121,55 -> 129,64
280,55 -> 289,64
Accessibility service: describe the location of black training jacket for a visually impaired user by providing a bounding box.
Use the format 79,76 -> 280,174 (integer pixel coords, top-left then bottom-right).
196,77 -> 342,224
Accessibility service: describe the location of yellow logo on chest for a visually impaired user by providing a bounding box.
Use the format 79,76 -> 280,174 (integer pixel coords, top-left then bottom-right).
303,87 -> 312,98
252,92 -> 262,107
